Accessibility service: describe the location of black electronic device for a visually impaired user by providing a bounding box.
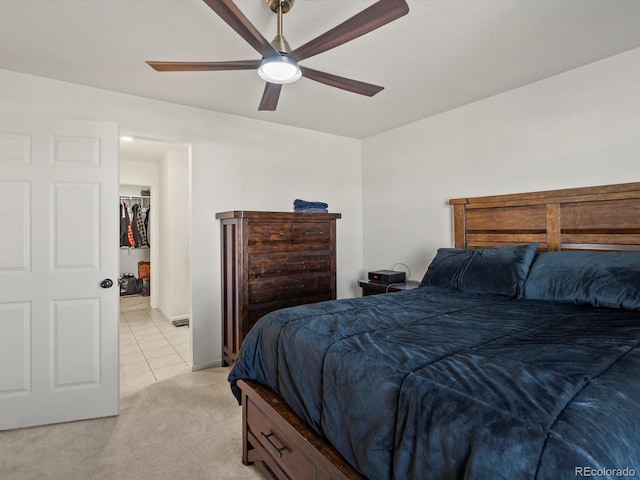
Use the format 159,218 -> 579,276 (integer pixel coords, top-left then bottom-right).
368,270 -> 406,284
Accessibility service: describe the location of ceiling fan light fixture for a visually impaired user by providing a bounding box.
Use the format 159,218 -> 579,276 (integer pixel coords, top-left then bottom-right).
258,56 -> 301,84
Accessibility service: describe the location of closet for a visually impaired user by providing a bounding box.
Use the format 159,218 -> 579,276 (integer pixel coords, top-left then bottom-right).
120,186 -> 151,296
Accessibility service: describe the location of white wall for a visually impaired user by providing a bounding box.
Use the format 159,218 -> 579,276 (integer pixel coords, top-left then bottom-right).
362,47 -> 640,283
158,150 -> 190,322
0,68 -> 363,370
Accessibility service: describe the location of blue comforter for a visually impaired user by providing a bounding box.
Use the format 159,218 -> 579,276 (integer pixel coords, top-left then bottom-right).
229,286 -> 640,480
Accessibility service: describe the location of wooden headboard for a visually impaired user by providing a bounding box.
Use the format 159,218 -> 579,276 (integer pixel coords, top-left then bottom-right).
450,182 -> 640,252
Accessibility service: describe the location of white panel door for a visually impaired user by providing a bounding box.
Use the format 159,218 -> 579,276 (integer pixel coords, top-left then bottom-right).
0,117 -> 119,429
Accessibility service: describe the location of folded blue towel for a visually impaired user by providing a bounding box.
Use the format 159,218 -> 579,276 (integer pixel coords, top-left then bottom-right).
295,207 -> 328,213
294,199 -> 329,212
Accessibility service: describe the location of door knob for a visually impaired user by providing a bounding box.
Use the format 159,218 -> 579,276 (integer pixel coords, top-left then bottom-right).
100,278 -> 114,288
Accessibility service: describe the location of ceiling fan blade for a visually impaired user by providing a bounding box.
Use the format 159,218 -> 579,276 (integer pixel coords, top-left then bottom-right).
258,83 -> 282,111
146,60 -> 261,71
289,0 -> 409,62
300,66 -> 384,97
202,0 -> 279,57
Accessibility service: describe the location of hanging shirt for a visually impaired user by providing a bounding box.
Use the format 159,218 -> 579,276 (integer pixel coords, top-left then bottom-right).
121,202 -> 131,247
127,205 -> 136,247
133,204 -> 148,247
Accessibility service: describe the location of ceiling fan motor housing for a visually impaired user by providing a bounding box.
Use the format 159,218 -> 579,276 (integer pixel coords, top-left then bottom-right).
266,0 -> 294,14
271,34 -> 292,54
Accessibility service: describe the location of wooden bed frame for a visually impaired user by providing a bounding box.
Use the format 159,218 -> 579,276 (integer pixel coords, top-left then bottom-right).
237,181 -> 640,480
450,181 -> 640,251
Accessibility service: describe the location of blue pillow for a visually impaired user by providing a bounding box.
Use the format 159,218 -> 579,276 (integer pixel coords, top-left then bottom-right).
419,248 -> 475,290
522,251 -> 640,310
421,243 -> 538,297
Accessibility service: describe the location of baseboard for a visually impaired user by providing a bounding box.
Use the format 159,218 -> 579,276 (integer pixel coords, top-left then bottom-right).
191,360 -> 223,372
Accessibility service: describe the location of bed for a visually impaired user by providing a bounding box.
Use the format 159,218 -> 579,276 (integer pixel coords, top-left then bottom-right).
228,182 -> 640,480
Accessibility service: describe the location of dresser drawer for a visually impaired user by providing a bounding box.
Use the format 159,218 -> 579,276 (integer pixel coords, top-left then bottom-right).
249,252 -> 331,277
293,222 -> 331,244
246,394 -> 317,480
249,272 -> 331,304
248,293 -> 334,326
248,222 -> 293,245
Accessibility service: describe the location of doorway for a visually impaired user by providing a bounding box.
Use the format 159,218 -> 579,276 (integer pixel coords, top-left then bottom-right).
118,137 -> 192,395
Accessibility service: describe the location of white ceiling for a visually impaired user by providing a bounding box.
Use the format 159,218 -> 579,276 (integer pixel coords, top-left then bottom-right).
1,0 -> 640,139
120,137 -> 190,163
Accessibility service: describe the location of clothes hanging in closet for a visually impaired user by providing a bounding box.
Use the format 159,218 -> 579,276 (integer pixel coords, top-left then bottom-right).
120,202 -> 131,247
132,203 -> 149,247
120,199 -> 150,248
144,207 -> 150,241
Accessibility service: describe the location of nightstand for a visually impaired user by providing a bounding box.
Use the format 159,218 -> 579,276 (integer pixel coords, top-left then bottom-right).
357,279 -> 421,296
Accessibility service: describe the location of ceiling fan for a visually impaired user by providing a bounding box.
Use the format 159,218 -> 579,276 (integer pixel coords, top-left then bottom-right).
146,0 -> 409,111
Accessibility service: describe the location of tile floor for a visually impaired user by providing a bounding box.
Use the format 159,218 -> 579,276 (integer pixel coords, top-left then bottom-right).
119,296 -> 191,395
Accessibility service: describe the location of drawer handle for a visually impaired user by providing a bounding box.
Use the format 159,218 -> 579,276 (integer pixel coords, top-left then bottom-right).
285,261 -> 305,266
263,232 -> 284,236
261,432 -> 286,458
304,231 -> 324,235
286,284 -> 305,289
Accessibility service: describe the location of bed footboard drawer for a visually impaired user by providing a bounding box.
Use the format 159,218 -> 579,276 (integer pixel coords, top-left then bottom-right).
246,392 -> 318,480
240,380 -> 363,480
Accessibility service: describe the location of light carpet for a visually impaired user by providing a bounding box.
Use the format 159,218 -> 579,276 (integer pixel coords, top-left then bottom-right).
0,367 -> 262,480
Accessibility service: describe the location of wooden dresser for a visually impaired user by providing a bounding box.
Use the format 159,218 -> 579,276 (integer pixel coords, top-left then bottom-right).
216,211 -> 341,366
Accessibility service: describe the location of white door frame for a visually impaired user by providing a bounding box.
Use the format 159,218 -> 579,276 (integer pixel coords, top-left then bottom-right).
118,136 -> 193,365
